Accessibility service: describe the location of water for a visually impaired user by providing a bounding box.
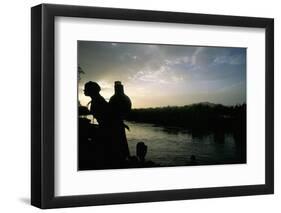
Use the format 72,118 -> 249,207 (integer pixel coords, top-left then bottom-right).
125,121 -> 245,167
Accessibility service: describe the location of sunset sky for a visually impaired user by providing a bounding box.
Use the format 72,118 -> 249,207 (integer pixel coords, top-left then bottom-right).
78,41 -> 246,108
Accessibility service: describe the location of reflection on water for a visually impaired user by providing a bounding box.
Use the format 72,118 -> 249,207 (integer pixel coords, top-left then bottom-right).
125,121 -> 245,166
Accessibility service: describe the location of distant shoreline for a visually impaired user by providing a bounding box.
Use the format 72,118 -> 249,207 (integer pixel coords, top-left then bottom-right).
130,102 -> 245,110
126,102 -> 246,133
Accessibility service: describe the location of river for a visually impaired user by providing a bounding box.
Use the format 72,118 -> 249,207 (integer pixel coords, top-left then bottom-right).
125,121 -> 245,167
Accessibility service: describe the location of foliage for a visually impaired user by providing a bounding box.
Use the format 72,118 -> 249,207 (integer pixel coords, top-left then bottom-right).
126,102 -> 246,132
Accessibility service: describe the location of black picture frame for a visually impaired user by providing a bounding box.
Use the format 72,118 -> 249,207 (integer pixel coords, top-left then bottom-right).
31,3 -> 274,209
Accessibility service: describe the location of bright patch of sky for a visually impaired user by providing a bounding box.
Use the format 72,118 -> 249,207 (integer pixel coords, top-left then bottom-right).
78,41 -> 246,108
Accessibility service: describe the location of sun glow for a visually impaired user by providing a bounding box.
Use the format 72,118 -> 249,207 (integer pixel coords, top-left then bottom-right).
78,41 -> 246,108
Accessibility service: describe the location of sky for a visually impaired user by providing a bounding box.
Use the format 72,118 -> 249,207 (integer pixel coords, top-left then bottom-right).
78,41 -> 246,108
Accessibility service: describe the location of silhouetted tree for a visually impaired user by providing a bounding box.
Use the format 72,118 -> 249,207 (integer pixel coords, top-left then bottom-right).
78,65 -> 84,80
126,102 -> 246,135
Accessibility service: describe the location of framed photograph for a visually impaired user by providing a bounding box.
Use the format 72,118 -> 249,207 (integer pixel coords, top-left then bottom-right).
31,4 -> 274,209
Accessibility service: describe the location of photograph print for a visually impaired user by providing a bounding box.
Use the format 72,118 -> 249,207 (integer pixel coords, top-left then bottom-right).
78,41 -> 246,171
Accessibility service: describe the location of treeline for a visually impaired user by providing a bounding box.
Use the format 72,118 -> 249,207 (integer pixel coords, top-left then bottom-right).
126,102 -> 246,132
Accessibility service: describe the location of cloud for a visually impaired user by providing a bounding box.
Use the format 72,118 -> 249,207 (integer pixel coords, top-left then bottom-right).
214,54 -> 246,65
78,41 -> 246,107
128,65 -> 182,84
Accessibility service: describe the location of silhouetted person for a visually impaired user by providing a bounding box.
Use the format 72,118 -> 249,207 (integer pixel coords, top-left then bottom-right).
136,142 -> 147,163
109,81 -> 132,117
136,142 -> 159,167
84,81 -> 112,168
84,81 -> 110,127
109,81 -> 132,164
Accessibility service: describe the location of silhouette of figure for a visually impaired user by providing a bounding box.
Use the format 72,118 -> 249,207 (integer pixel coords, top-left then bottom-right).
83,81 -> 112,168
84,81 -> 110,127
136,142 -> 147,163
109,81 -> 132,164
109,81 -> 132,117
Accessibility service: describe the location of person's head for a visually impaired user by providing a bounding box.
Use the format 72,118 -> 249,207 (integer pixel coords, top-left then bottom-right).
84,81 -> 101,97
136,142 -> 147,161
114,81 -> 124,94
